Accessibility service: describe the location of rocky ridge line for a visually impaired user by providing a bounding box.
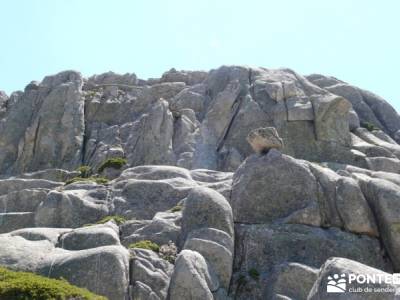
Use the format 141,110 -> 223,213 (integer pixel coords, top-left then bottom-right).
1,66 -> 400,299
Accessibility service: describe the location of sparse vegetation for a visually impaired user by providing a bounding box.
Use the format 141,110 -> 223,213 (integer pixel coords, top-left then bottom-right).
76,165 -> 91,178
83,215 -> 127,227
361,121 -> 379,132
129,240 -> 160,252
85,90 -> 98,98
237,274 -> 247,286
98,157 -> 127,173
0,266 -> 105,300
65,176 -> 109,186
169,205 -> 183,212
248,268 -> 260,280
95,215 -> 126,225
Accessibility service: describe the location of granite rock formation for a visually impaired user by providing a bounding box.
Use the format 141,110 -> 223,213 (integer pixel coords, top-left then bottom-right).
1,66 -> 400,299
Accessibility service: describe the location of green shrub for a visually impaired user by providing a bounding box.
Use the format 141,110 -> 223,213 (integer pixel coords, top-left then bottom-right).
98,157 -> 127,173
248,268 -> 260,280
95,215 -> 127,225
0,266 -> 105,300
65,177 -> 109,186
76,165 -> 91,178
237,274 -> 247,286
169,205 -> 183,212
361,121 -> 379,132
129,240 -> 160,252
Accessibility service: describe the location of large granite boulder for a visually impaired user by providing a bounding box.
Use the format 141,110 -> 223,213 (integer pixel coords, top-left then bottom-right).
168,249 -> 218,300
58,221 -> 120,250
231,149 -> 319,224
181,186 -> 234,242
35,188 -> 109,228
130,248 -> 174,300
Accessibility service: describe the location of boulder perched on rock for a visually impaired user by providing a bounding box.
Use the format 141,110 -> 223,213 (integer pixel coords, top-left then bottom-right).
247,127 -> 284,154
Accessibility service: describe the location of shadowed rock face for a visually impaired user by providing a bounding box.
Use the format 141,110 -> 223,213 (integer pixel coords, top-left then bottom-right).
1,66 -> 400,300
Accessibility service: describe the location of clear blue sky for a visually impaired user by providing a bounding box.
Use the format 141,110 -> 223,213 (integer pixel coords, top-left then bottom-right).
1,0 -> 399,111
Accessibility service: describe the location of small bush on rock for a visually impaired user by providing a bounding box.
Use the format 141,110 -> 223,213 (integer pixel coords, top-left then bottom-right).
84,215 -> 127,227
65,177 -> 109,186
96,215 -> 126,225
248,268 -> 260,280
129,240 -> 160,252
361,121 -> 379,132
237,274 -> 247,286
76,165 -> 91,178
0,267 -> 105,300
98,157 -> 127,173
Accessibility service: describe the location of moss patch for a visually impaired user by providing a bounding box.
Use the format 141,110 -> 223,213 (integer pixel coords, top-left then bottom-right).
129,240 -> 160,252
98,157 -> 127,173
96,215 -> 126,226
169,205 -> 183,212
0,266 -> 106,300
83,215 -> 127,227
65,177 -> 109,186
361,121 -> 379,132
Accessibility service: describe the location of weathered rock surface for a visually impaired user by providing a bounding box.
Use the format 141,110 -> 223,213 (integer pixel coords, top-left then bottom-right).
307,74 -> 400,141
35,188 -> 110,228
130,248 -> 174,300
0,71 -> 84,174
268,262 -> 318,300
1,65 -> 392,175
1,66 -> 400,299
168,249 -> 218,300
112,165 -> 232,220
181,186 -> 234,241
231,149 -> 318,224
121,211 -> 181,247
58,221 -> 120,250
231,223 -> 391,299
